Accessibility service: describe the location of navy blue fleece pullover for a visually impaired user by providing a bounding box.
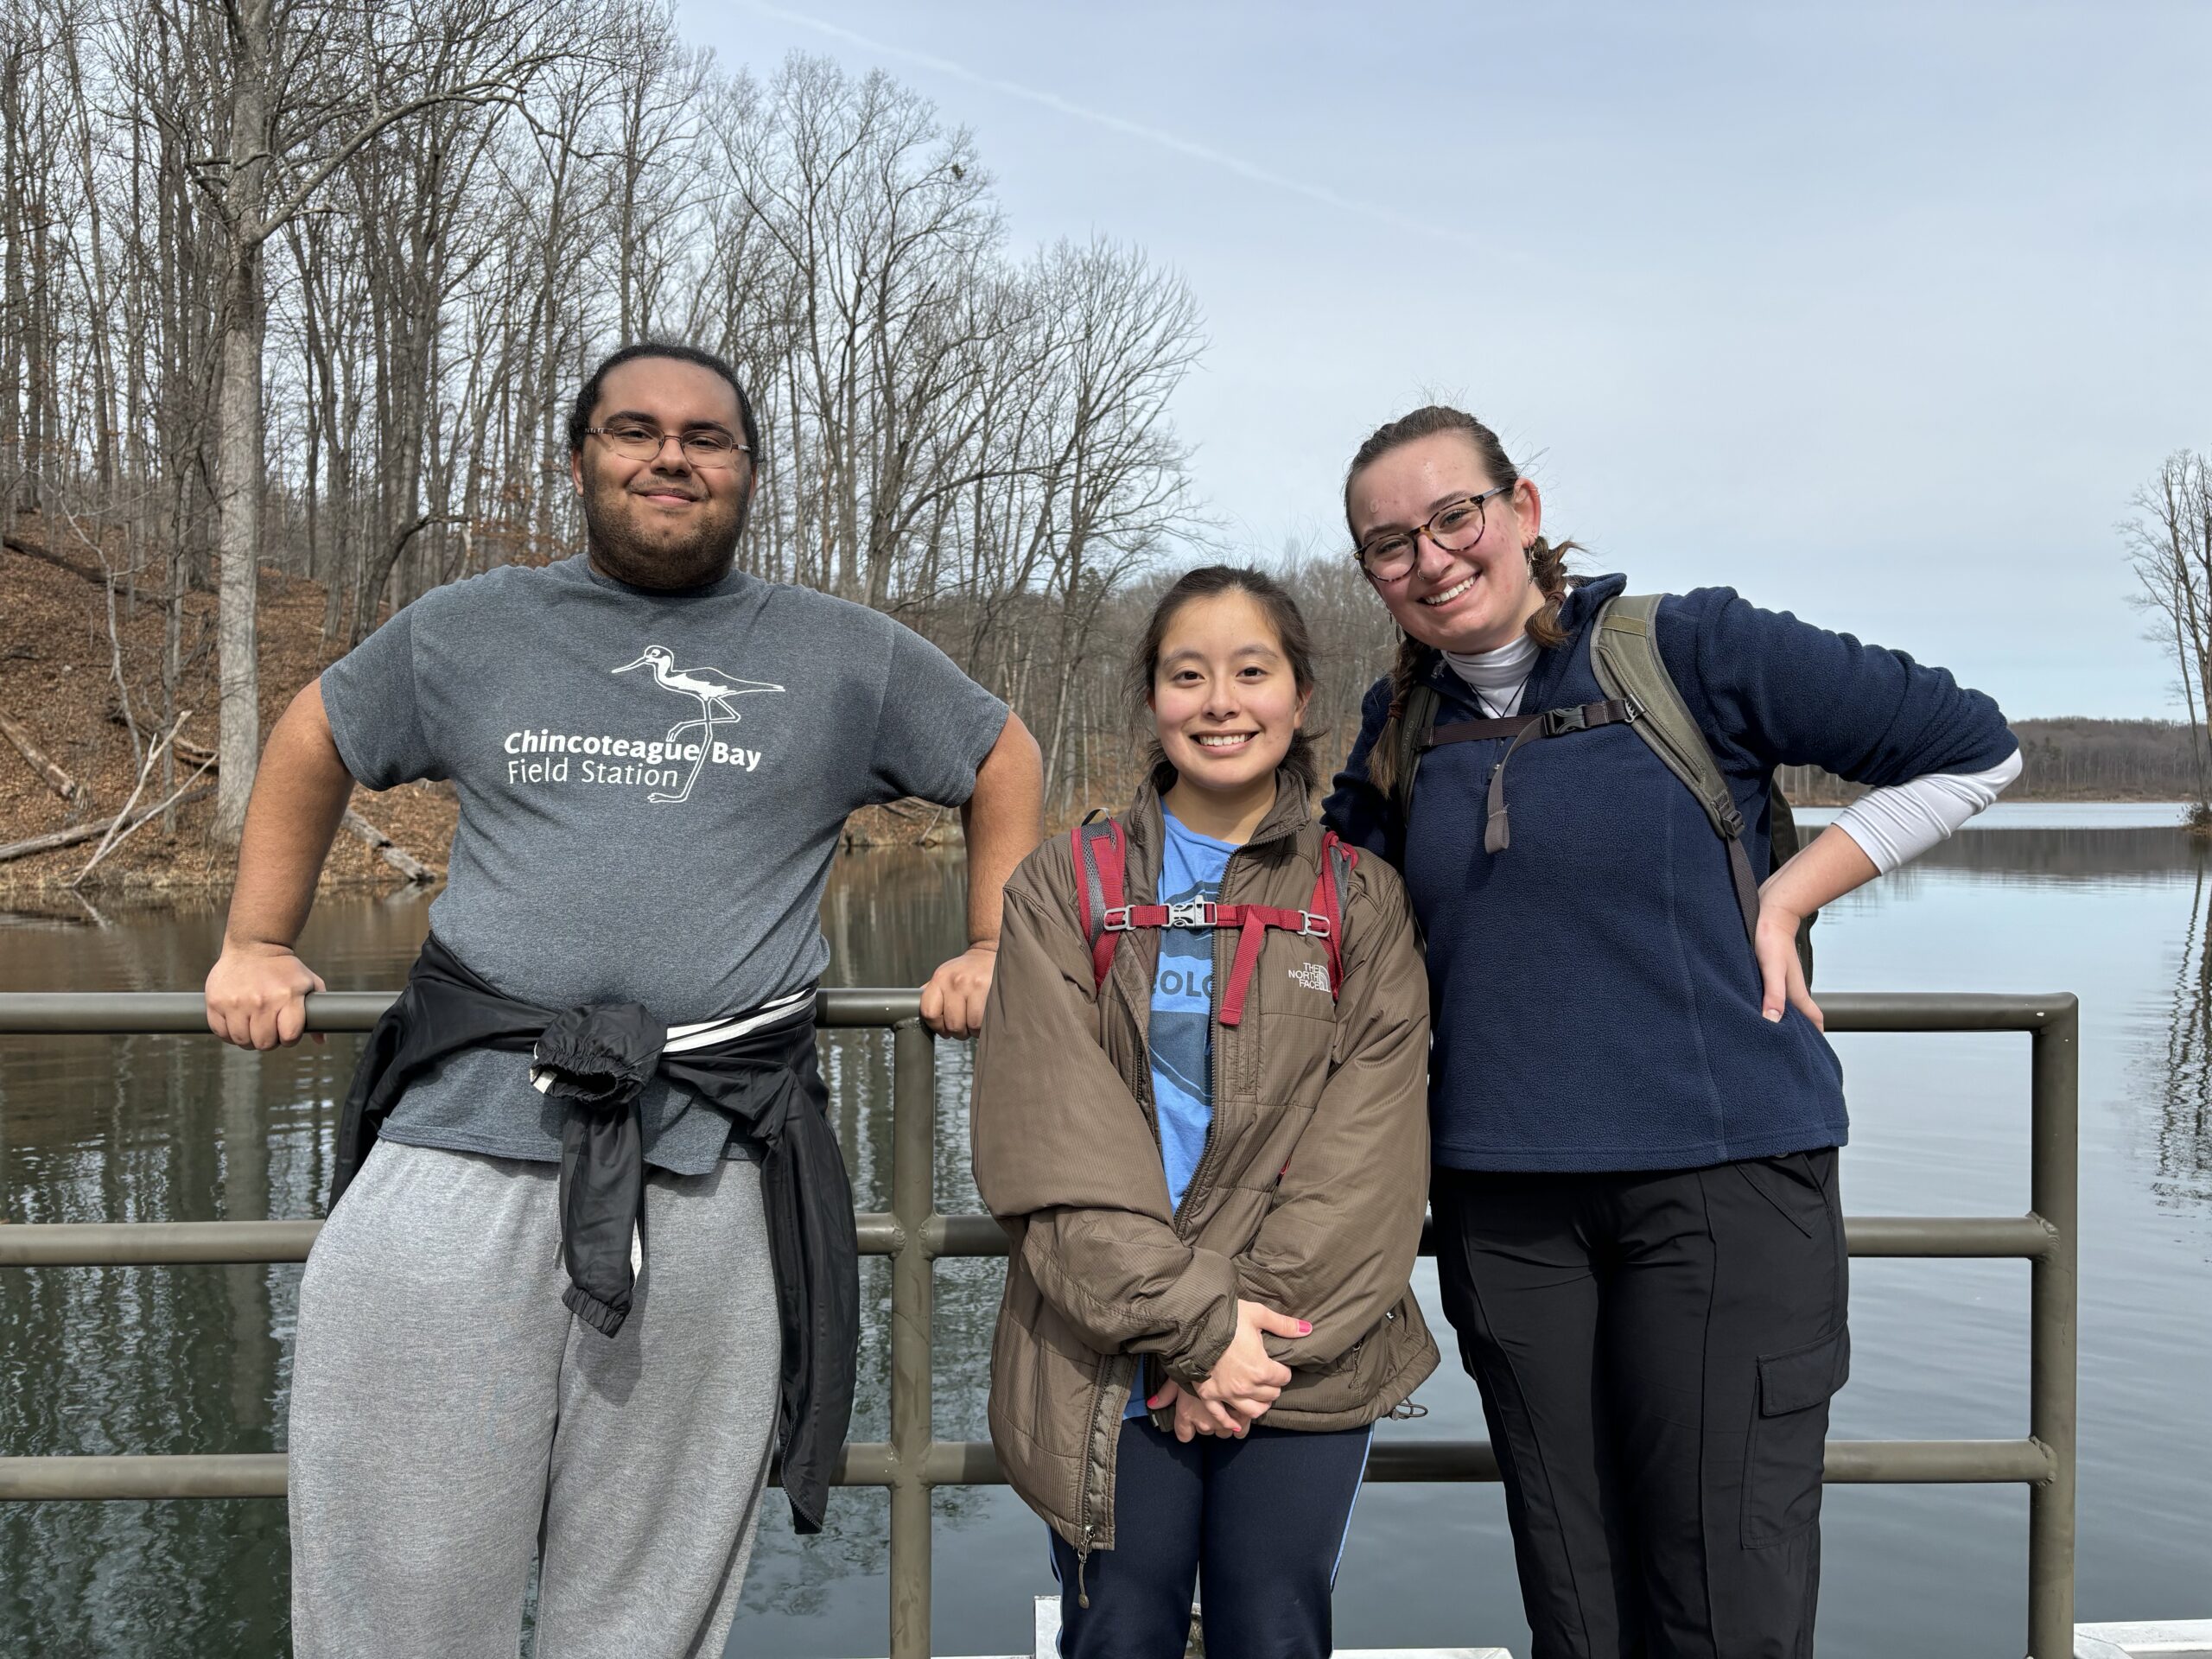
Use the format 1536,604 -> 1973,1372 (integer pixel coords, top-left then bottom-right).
1321,575 -> 2017,1173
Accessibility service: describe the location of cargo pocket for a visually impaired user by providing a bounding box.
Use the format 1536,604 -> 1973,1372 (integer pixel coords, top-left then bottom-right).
1742,1325 -> 1848,1548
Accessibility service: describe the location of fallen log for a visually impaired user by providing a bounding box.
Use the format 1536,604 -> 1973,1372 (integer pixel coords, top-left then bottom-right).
340,809 -> 435,885
6,533 -> 175,607
73,753 -> 216,887
71,712 -> 192,882
0,784 -> 213,866
3,532 -> 106,589
0,712 -> 86,805
126,729 -> 433,886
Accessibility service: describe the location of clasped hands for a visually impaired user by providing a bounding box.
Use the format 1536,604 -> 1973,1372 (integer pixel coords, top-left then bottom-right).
1147,1299 -> 1310,1443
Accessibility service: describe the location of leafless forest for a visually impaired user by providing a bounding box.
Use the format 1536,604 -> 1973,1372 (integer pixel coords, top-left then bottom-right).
0,0 -> 2190,863
0,0 -> 1390,842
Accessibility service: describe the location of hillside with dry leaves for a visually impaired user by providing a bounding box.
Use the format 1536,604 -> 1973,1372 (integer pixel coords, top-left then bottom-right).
1,531 -> 456,898
0,531 -> 977,901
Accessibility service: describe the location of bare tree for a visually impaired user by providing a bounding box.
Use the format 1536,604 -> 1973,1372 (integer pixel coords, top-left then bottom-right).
201,0 -> 581,842
3,24 -> 1217,830
2125,449 -> 2212,822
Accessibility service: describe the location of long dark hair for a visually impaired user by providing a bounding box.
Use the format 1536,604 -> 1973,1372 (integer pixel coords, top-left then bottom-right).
1343,404 -> 1582,795
1127,564 -> 1321,799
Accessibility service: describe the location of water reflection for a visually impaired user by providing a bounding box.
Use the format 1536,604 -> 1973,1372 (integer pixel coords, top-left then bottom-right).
3,824 -> 2210,1657
0,854 -> 988,1658
1891,823 -> 2197,886
2143,856 -> 2212,1206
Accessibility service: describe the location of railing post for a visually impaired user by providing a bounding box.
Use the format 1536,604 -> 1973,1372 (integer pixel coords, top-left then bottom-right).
887,1019 -> 936,1659
2026,998 -> 2079,1659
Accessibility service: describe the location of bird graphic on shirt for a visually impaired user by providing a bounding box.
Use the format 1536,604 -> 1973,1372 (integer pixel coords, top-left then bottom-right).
612,645 -> 785,804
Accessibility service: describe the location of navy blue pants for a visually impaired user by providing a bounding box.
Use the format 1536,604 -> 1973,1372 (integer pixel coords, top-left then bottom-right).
1050,1418 -> 1374,1658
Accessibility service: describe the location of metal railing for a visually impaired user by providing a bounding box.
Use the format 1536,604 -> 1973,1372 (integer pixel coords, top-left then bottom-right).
0,989 -> 2079,1658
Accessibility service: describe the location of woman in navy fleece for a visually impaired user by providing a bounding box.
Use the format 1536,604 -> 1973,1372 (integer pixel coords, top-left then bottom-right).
1321,405 -> 2018,1659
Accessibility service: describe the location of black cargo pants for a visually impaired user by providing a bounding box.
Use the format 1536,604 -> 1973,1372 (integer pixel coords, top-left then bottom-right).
1432,1150 -> 1849,1659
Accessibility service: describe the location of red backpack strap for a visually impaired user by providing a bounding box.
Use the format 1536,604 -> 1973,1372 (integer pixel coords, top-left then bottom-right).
1070,820 -> 1129,989
1311,831 -> 1357,998
1217,914 -> 1270,1028
1217,835 -> 1361,1027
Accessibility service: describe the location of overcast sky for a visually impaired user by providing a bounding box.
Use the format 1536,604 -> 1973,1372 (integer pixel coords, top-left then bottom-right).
680,1 -> 2209,719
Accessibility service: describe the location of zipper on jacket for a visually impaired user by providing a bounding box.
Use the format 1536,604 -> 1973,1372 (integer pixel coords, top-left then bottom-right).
1151,1039 -> 1218,1235
1109,938 -> 1211,1229
1170,845 -> 1247,1229
1173,1120 -> 1218,1230
1071,1357 -> 1118,1606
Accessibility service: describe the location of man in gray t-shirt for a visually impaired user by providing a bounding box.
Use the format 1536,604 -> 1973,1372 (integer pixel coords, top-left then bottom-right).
205,343 -> 1042,1657
313,537 -> 1008,1174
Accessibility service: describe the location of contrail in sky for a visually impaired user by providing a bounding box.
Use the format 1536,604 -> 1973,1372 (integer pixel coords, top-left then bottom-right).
736,0 -> 1479,250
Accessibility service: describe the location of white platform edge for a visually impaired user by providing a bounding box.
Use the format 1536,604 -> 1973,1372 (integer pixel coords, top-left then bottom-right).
2075,1619 -> 2212,1656
1021,1597 -> 1510,1658
865,1604 -> 2212,1659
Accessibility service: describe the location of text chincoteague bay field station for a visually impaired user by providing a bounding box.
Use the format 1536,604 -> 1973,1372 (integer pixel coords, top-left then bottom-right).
501,727 -> 763,791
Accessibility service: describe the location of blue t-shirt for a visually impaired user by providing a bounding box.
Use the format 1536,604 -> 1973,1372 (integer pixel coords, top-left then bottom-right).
1127,810 -> 1235,1417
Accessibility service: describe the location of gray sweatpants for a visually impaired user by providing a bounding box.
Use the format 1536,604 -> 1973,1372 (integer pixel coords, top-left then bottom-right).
288,1139 -> 782,1659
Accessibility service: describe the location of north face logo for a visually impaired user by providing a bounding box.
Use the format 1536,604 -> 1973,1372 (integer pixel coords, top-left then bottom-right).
1287,962 -> 1331,995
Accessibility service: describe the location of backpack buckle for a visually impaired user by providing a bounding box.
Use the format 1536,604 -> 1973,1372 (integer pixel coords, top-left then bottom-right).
1164,900 -> 1210,929
1299,912 -> 1332,939
1542,704 -> 1589,736
1102,906 -> 1134,932
1619,693 -> 1644,722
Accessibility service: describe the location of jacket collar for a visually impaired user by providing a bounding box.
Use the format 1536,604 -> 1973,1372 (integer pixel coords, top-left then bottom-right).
1559,571 -> 1627,630
1127,765 -> 1313,858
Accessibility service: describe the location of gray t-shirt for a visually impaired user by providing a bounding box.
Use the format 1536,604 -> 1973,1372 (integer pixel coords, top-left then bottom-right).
321,556 -> 1007,1173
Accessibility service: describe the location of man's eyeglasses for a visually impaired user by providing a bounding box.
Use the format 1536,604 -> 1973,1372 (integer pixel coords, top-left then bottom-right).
586,421 -> 749,469
1353,484 -> 1510,581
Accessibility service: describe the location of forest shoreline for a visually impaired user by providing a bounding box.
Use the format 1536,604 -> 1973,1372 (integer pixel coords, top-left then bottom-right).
2,540 -> 2200,901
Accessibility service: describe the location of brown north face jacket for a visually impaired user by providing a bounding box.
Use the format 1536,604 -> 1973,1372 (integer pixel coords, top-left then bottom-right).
971,772 -> 1438,1557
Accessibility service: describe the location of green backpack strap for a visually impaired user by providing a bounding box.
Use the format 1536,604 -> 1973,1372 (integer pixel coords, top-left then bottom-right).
1386,677 -> 1441,830
1590,594 -> 1815,982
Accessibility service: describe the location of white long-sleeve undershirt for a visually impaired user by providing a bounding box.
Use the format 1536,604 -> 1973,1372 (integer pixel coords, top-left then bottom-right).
1441,638 -> 2022,874
1828,747 -> 2021,873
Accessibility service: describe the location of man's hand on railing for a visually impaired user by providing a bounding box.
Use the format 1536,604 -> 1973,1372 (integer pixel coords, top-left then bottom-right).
205,941 -> 327,1050
919,941 -> 996,1039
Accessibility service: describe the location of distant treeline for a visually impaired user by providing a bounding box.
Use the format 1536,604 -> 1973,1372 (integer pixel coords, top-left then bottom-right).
1778,718 -> 2202,804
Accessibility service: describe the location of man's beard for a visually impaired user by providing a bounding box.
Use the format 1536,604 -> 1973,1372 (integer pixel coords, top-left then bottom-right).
582,480 -> 748,590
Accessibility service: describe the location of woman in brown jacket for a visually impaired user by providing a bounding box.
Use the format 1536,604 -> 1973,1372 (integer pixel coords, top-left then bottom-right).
972,565 -> 1437,1658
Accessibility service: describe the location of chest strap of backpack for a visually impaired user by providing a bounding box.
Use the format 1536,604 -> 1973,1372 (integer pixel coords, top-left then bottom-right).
1393,596 -> 1782,963
1422,698 -> 1644,855
1071,821 -> 1358,1027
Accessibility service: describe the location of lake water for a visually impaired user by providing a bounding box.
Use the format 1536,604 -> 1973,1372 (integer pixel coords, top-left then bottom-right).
2,802 -> 2208,1657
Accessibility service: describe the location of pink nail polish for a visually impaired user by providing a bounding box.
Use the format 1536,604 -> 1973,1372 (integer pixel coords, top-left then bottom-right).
1298,1320 -> 1312,1334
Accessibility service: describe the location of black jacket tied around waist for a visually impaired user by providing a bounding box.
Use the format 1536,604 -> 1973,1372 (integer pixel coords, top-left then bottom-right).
331,933 -> 860,1533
